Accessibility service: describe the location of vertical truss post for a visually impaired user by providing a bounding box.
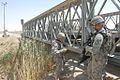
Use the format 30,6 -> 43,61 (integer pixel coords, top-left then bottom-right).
33,21 -> 36,38
81,0 -> 87,47
56,11 -> 60,33
87,0 -> 98,20
86,0 -> 95,34
29,23 -> 30,37
51,14 -> 57,40
90,0 -> 95,17
31,22 -> 33,37
119,14 -> 120,33
89,1 -> 95,25
69,5 -> 72,41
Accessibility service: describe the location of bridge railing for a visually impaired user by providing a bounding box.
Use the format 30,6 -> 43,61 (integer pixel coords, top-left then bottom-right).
22,0 -> 120,52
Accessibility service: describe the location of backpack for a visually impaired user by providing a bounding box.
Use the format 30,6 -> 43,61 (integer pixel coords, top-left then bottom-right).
98,32 -> 115,55
78,31 -> 115,64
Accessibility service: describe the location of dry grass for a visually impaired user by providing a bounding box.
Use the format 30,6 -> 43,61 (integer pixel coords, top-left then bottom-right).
0,36 -> 19,79
0,36 -> 19,57
0,36 -> 54,80
8,39 -> 54,80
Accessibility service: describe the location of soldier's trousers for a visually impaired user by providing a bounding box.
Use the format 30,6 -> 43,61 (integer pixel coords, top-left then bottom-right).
53,53 -> 63,78
87,54 -> 107,80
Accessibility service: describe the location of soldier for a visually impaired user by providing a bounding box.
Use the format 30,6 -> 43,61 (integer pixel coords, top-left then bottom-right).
85,16 -> 110,80
51,32 -> 67,80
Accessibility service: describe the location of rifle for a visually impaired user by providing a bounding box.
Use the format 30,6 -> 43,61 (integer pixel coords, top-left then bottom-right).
78,48 -> 90,63
78,33 -> 93,65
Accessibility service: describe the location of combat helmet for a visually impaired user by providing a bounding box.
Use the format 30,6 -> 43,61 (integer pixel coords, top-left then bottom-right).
91,16 -> 104,26
57,32 -> 65,39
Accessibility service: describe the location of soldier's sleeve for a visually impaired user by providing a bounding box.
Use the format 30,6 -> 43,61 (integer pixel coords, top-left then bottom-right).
51,40 -> 60,54
92,33 -> 103,54
85,34 -> 103,54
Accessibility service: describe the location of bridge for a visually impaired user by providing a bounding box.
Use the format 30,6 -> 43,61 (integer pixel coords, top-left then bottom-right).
21,0 -> 120,79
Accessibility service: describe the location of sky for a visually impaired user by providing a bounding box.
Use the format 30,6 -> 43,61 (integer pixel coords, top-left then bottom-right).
0,0 -> 119,31
0,0 -> 64,31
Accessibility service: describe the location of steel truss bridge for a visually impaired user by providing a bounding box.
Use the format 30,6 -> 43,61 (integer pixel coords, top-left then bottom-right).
21,0 -> 120,66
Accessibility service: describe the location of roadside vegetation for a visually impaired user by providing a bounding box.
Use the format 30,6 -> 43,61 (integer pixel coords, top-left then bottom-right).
0,36 -> 54,80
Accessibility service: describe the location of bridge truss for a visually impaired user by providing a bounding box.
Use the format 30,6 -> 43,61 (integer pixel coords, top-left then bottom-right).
22,0 -> 120,53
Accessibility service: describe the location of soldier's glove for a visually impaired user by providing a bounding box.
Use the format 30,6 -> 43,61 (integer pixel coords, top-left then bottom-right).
85,46 -> 93,54
63,48 -> 67,52
56,51 -> 60,54
59,48 -> 67,53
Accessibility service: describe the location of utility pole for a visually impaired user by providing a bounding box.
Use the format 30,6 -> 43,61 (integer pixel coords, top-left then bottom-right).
1,2 -> 7,37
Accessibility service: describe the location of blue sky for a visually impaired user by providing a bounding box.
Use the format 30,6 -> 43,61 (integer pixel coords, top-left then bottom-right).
0,0 -> 119,31
0,0 -> 64,31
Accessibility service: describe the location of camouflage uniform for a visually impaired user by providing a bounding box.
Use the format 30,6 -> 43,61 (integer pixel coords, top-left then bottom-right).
86,28 -> 108,80
85,16 -> 110,80
51,39 -> 67,79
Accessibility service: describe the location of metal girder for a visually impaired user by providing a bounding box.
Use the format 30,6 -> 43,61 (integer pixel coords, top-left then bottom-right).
118,0 -> 120,3
101,11 -> 120,17
97,0 -> 107,15
25,0 -> 80,25
22,0 -> 120,51
111,0 -> 120,10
